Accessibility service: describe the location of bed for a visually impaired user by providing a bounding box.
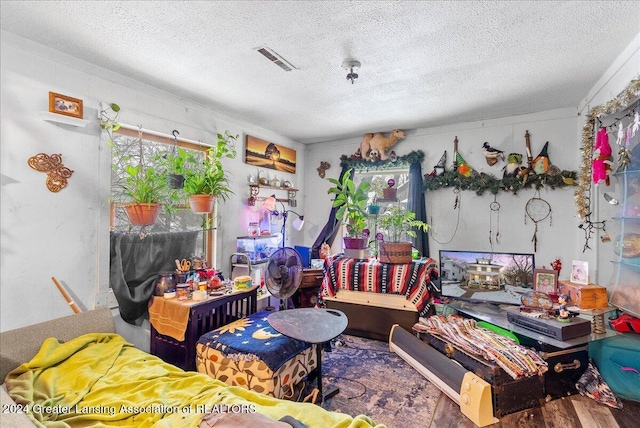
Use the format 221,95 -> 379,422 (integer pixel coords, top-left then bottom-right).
321,255 -> 439,341
0,308 -> 381,428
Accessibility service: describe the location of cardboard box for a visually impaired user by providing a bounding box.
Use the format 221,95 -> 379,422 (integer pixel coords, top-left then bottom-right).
557,280 -> 608,309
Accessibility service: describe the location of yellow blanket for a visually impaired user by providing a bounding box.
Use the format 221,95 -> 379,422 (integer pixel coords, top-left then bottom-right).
5,333 -> 383,428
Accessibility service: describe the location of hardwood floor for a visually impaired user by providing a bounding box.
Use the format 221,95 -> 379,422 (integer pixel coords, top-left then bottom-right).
429,393 -> 640,428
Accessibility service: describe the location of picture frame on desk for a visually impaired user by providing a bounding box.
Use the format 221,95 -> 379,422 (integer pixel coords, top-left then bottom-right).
533,268 -> 558,294
570,260 -> 589,284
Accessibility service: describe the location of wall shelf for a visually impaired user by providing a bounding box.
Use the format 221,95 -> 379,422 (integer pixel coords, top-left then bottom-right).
248,184 -> 298,206
39,111 -> 91,127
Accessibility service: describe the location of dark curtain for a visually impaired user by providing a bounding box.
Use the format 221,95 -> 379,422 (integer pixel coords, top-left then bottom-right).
110,230 -> 199,324
311,165 -> 350,259
407,161 -> 430,258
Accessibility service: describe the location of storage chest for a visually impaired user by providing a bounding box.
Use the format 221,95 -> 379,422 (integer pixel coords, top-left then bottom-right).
557,280 -> 608,309
415,330 -> 544,417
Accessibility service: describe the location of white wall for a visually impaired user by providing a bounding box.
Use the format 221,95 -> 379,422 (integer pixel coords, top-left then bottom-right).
305,108 -> 582,276
0,32 -> 307,332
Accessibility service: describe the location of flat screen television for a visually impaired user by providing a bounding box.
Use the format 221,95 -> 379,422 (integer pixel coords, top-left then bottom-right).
439,250 -> 535,306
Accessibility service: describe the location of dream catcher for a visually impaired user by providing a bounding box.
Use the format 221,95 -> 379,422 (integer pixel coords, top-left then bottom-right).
524,190 -> 552,252
489,195 -> 501,249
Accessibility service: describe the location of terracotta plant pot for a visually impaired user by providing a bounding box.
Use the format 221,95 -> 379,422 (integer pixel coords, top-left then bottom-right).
124,203 -> 161,225
382,188 -> 397,199
189,194 -> 215,214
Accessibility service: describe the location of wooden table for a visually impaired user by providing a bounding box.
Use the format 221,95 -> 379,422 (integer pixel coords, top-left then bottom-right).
149,286 -> 258,371
268,308 -> 347,404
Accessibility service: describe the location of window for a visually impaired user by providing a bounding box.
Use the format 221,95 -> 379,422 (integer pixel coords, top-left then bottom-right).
110,127 -> 216,264
353,169 -> 410,208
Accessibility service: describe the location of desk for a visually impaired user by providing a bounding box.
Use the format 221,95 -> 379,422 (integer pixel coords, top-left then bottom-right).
149,287 -> 258,371
268,308 -> 348,404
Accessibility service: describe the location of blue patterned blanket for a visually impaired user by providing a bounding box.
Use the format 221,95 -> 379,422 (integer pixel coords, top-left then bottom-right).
197,311 -> 312,372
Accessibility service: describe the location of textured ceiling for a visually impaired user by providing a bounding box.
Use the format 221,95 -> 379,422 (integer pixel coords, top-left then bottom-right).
1,1 -> 639,143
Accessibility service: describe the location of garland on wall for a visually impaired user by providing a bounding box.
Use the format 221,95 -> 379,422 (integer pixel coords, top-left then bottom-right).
423,169 -> 577,196
575,77 -> 640,220
340,150 -> 424,170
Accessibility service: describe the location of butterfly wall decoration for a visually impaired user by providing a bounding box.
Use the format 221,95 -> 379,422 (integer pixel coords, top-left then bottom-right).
27,153 -> 74,192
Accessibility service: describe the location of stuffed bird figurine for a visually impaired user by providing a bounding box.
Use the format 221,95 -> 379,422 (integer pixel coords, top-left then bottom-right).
482,142 -> 505,166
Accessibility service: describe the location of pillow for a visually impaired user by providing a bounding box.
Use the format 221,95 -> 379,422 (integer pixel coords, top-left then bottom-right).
575,359 -> 623,409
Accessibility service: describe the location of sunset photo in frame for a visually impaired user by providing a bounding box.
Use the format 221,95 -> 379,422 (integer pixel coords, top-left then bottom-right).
245,135 -> 296,173
571,260 -> 589,284
533,268 -> 558,294
49,92 -> 83,119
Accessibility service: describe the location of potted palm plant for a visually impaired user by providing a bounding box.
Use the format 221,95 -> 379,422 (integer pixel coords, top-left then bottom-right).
327,169 -> 371,258
184,131 -> 237,213
377,205 -> 429,263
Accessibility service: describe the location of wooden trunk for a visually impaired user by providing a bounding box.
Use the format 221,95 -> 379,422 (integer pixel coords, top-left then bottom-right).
518,336 -> 588,399
416,331 -> 544,417
557,280 -> 608,309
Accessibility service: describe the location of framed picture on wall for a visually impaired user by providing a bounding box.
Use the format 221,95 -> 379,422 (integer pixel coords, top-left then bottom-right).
533,268 -> 558,294
244,135 -> 296,173
571,260 -> 589,284
49,92 -> 83,119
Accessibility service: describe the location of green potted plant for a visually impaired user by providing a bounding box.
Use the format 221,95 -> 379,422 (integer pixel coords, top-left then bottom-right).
102,102 -> 166,225
118,163 -> 168,225
157,146 -> 198,189
184,131 -> 238,213
377,205 -> 429,263
368,177 -> 386,215
327,169 -> 371,257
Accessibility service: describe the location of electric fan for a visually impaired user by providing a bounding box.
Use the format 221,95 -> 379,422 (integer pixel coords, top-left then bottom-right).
264,247 -> 303,310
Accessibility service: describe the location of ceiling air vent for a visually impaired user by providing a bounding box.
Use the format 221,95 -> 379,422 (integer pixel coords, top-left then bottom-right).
255,46 -> 297,72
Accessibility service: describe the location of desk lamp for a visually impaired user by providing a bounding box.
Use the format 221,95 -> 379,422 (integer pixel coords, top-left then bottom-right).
262,195 -> 304,248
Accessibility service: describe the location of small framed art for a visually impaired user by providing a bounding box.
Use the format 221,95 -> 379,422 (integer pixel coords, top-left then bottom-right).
533,268 -> 558,294
570,260 -> 589,284
49,92 -> 83,119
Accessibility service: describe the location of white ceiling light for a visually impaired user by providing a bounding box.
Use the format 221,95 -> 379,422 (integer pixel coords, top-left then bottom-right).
255,46 -> 297,71
342,60 -> 361,84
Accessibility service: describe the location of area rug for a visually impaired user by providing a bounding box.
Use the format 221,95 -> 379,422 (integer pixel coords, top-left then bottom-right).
304,334 -> 440,427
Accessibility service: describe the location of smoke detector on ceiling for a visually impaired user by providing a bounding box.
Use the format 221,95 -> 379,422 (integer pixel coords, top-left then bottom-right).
342,60 -> 361,84
255,46 -> 297,72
